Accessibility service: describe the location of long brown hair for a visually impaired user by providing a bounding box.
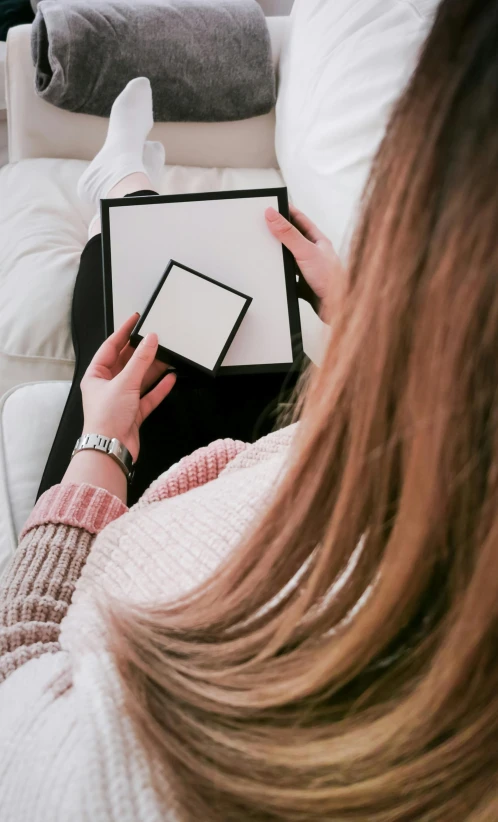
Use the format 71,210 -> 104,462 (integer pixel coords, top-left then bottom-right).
109,1 -> 498,818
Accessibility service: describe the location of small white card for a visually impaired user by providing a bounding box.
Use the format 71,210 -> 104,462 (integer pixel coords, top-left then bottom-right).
132,260 -> 252,375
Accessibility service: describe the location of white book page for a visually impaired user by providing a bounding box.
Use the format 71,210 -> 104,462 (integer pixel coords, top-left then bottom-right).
107,194 -> 293,367
140,265 -> 248,371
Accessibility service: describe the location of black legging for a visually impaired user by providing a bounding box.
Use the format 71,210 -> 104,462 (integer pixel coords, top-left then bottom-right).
38,191 -> 302,506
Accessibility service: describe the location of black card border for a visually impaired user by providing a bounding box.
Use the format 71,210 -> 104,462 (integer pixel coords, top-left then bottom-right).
130,259 -> 252,376
101,187 -> 303,375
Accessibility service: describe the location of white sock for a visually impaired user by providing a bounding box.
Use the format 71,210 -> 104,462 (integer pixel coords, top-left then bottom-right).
77,77 -> 165,206
86,140 -> 165,238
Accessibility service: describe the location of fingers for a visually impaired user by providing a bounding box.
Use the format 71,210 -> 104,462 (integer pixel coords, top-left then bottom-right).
289,205 -> 328,244
115,345 -> 169,395
140,371 -> 177,420
265,207 -> 316,263
140,359 -> 169,395
88,313 -> 139,374
118,332 -> 160,391
115,342 -> 134,373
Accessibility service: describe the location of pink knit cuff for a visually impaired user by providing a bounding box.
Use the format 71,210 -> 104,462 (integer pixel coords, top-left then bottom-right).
20,484 -> 128,539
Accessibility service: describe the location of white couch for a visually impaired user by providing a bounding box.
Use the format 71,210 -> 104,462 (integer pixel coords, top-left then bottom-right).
0,0 -> 437,572
0,42 -> 7,167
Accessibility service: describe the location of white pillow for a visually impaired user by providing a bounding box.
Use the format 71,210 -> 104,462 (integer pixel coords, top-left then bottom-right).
276,0 -> 438,255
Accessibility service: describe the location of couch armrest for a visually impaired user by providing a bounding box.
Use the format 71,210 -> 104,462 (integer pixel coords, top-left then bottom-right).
0,381 -> 71,575
6,18 -> 288,168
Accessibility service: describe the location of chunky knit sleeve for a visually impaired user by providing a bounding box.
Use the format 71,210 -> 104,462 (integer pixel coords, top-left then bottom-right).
0,483 -> 127,683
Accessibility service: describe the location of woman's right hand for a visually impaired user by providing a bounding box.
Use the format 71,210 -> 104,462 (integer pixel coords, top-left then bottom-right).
62,316 -> 175,503
265,205 -> 345,322
80,314 -> 176,463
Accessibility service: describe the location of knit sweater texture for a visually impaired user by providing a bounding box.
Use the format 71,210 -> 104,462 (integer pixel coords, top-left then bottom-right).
0,427 -> 294,821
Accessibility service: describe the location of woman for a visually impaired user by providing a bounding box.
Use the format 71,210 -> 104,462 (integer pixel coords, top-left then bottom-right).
36,76 -> 328,505
2,0 -> 498,818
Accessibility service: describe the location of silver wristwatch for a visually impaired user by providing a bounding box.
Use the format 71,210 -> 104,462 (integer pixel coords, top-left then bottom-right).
71,433 -> 134,481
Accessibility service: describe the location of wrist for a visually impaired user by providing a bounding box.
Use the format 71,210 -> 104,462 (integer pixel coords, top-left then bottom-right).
82,422 -> 138,462
62,449 -> 128,504
76,431 -> 135,479
82,422 -> 126,443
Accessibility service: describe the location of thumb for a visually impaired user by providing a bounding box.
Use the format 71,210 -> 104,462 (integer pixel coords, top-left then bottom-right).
265,207 -> 316,263
119,333 -> 159,391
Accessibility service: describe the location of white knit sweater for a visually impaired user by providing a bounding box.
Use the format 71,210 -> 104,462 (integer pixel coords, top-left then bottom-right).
0,427 -> 293,821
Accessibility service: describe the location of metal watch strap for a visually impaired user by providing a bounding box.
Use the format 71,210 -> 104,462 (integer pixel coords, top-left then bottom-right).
71,434 -> 134,481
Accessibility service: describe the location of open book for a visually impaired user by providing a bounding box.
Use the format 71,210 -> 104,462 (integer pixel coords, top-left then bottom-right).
101,187 -> 302,375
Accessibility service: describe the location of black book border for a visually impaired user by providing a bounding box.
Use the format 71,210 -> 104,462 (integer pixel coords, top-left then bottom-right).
101,187 -> 303,375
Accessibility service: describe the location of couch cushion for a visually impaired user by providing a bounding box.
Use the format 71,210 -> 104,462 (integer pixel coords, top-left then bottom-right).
0,42 -> 7,165
0,117 -> 7,167
0,159 -> 283,397
0,41 -> 6,110
0,159 -> 93,366
0,380 -> 70,574
276,0 -> 437,254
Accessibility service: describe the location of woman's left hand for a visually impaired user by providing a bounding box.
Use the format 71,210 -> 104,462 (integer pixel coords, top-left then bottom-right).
80,313 -> 176,462
265,205 -> 344,322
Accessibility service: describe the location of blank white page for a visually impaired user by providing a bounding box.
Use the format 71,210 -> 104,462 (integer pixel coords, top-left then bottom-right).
140,265 -> 248,371
107,194 -> 293,368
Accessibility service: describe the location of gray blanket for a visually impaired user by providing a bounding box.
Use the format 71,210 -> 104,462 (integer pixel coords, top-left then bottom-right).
31,0 -> 275,121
